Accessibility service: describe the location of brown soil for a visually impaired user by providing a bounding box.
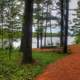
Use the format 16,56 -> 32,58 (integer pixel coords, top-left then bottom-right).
69,44 -> 80,54
32,48 -> 63,52
35,44 -> 80,80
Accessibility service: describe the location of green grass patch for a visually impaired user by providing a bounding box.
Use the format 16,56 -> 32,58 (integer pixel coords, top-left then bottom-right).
0,50 -> 66,80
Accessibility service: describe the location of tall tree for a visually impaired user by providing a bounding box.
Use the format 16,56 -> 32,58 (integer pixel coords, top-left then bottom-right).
21,0 -> 34,64
63,0 -> 69,53
60,0 -> 64,47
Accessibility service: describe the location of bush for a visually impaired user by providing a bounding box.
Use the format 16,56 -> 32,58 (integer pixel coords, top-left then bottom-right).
75,33 -> 80,44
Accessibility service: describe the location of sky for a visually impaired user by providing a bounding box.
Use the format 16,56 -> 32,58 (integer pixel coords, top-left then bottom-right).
69,0 -> 79,20
69,0 -> 78,9
33,0 -> 79,33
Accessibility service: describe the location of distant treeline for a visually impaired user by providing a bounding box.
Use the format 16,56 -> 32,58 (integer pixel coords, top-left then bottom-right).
32,32 -> 60,37
0,30 -> 74,39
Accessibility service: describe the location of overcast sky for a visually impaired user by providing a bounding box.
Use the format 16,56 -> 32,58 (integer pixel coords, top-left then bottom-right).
70,0 -> 79,9
33,0 -> 79,33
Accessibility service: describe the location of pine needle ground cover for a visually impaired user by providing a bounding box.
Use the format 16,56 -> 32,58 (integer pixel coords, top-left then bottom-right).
0,50 -> 66,80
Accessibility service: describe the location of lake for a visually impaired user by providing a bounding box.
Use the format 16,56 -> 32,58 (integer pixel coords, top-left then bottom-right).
0,36 -> 75,48
13,36 -> 75,48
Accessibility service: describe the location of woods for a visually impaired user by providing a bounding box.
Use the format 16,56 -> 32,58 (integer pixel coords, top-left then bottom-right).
0,0 -> 80,80
0,0 -> 70,64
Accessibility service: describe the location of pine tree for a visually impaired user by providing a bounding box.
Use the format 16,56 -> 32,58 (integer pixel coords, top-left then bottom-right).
21,0 -> 34,64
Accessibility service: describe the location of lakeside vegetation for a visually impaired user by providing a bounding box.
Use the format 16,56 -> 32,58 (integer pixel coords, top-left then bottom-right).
0,32 -> 60,39
0,30 -> 74,39
0,49 -> 66,80
75,33 -> 80,44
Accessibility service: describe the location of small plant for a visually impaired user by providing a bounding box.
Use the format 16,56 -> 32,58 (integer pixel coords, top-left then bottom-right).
75,33 -> 80,44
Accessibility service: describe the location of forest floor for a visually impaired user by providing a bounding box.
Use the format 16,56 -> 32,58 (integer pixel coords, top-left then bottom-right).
35,44 -> 80,80
0,49 -> 65,80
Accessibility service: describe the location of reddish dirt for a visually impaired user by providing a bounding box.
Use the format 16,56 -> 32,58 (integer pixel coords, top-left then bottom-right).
35,44 -> 80,80
32,48 -> 63,52
69,44 -> 80,54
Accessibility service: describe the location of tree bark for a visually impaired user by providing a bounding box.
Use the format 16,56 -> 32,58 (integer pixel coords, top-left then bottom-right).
63,0 -> 69,53
60,0 -> 64,47
44,3 -> 48,47
21,0 -> 33,64
37,20 -> 40,48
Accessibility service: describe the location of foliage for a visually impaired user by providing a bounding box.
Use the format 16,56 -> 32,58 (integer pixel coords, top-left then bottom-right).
0,31 -> 61,39
72,1 -> 80,43
75,32 -> 80,44
0,50 -> 66,80
0,0 -> 24,40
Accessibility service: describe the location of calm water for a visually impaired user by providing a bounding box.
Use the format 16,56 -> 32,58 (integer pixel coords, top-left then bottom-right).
0,36 -> 75,48
13,36 -> 75,48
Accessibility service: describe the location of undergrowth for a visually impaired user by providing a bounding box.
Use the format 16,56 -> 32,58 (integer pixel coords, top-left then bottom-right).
0,49 -> 66,80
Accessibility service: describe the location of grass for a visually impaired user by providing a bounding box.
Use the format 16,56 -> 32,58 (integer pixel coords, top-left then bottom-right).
0,49 -> 66,80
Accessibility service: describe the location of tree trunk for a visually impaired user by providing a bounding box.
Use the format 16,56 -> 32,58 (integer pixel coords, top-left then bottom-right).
44,3 -> 48,47
37,4 -> 40,48
21,0 -> 33,64
1,3 -> 4,49
40,8 -> 43,48
60,0 -> 64,47
40,26 -> 43,48
49,5 -> 53,46
63,0 -> 69,53
37,20 -> 40,48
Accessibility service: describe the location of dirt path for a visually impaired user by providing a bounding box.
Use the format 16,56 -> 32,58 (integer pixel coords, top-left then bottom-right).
35,44 -> 80,80
69,44 -> 80,54
32,48 -> 62,52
